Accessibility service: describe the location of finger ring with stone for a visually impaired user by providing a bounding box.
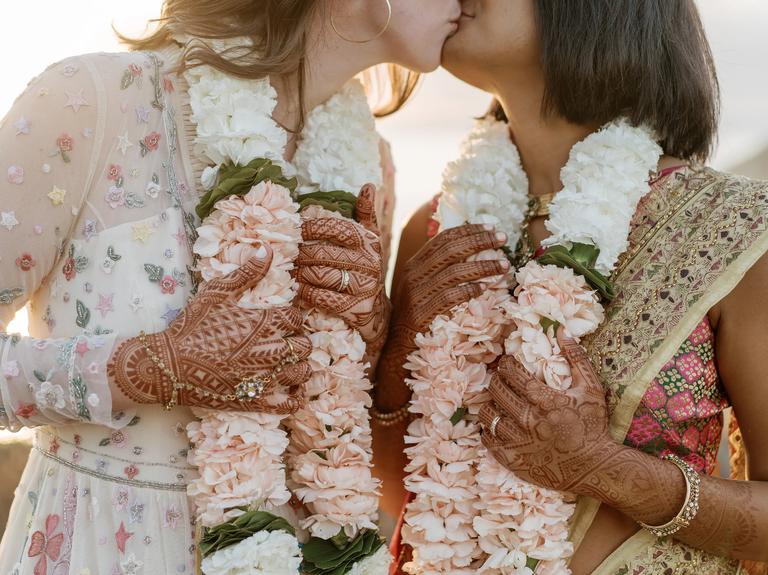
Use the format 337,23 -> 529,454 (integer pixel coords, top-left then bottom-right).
490,415 -> 501,438
338,269 -> 350,293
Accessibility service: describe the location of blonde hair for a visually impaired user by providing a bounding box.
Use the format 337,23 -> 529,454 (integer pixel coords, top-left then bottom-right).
118,0 -> 420,128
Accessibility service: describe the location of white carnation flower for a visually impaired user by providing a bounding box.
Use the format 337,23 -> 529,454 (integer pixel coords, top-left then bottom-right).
200,530 -> 302,575
542,119 -> 662,274
345,544 -> 394,575
293,79 -> 382,197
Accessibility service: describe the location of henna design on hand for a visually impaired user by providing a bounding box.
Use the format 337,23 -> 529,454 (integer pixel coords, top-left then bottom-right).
375,224 -> 509,411
482,329 -> 768,560
294,185 -> 391,358
108,247 -> 314,414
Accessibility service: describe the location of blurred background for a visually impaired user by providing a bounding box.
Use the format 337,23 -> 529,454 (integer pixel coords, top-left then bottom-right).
1,0 -> 766,538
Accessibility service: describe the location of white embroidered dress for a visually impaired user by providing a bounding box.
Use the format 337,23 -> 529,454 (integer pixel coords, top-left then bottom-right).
0,48 -> 396,575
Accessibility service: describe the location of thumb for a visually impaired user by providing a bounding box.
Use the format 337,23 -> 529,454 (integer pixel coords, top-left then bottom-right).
557,325 -> 600,392
355,184 -> 379,236
198,243 -> 273,303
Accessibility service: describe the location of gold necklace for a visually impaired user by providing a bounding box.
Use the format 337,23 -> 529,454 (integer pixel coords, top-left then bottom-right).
513,192 -> 556,266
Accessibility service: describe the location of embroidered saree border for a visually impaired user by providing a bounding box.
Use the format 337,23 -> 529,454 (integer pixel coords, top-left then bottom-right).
564,168 -> 768,573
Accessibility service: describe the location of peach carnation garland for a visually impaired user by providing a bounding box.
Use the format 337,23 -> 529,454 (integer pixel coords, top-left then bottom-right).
403,117 -> 661,575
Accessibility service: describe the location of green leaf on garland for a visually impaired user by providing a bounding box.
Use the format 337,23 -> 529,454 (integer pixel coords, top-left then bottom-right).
537,243 -> 615,300
196,159 -> 298,221
526,557 -> 540,571
302,529 -> 386,575
540,317 -> 561,336
297,190 -> 358,220
200,509 -> 295,557
450,407 -> 466,426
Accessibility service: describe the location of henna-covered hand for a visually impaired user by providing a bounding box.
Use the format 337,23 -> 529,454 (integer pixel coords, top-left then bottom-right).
375,224 -> 509,411
482,329 -> 768,561
295,185 -> 391,364
108,246 -> 313,414
479,327 -> 613,491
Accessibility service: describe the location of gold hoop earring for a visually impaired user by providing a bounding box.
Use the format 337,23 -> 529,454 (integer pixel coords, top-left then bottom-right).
330,0 -> 392,44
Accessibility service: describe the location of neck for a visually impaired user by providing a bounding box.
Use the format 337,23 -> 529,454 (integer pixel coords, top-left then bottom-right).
271,18 -> 383,156
494,79 -> 600,196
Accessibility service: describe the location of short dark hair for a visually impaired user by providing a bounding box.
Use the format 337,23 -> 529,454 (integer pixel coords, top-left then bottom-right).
488,0 -> 720,162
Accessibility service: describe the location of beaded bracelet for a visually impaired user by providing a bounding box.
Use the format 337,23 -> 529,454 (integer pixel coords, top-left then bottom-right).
638,454 -> 701,537
138,331 -> 301,411
369,387 -> 412,426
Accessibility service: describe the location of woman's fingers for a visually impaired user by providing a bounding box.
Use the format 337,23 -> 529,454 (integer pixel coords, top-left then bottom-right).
488,371 -> 528,420
293,265 -> 378,296
267,360 -> 312,391
197,245 -> 274,303
296,244 -> 379,276
355,184 -> 380,235
269,305 -> 304,334
301,218 -> 378,250
417,259 -> 509,298
421,283 -> 485,322
556,326 -> 603,397
478,402 -> 518,444
296,283 -> 356,316
410,231 -> 507,284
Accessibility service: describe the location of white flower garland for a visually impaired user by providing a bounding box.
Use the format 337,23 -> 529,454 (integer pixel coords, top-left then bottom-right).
183,44 -> 389,575
404,117 -> 661,574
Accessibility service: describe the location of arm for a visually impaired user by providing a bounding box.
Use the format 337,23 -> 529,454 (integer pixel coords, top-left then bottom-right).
481,315 -> 768,562
0,57 -> 123,428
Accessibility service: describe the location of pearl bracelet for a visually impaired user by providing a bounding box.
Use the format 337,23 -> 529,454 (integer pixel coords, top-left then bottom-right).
638,454 -> 700,537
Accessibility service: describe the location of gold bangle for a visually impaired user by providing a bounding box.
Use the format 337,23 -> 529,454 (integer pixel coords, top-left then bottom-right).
637,454 -> 701,537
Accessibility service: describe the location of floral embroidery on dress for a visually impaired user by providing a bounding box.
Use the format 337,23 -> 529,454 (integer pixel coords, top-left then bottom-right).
105,185 -> 125,209
140,132 -> 161,157
60,64 -> 79,77
27,514 -> 64,575
8,166 -> 24,184
15,253 -> 36,271
108,164 -> 121,181
50,134 -> 73,163
14,116 -> 31,135
122,63 -> 144,90
125,464 -> 139,479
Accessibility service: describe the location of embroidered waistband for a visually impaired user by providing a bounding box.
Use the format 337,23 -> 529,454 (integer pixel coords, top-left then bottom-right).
33,442 -> 189,492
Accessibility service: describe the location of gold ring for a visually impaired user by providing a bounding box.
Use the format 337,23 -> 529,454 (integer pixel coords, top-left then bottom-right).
284,337 -> 300,364
490,415 -> 501,438
338,269 -> 350,293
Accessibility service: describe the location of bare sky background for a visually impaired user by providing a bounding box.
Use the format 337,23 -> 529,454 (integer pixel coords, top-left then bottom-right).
1,0 -> 767,338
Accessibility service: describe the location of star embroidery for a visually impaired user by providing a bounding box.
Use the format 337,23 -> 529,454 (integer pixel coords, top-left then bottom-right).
14,116 -> 31,135
120,552 -> 143,575
83,219 -> 98,241
47,186 -> 67,206
1,211 -> 19,231
96,292 -> 115,317
172,422 -> 185,436
115,521 -> 134,554
109,563 -> 122,575
13,402 -> 37,419
135,103 -> 149,124
50,278 -> 61,299
164,77 -> 174,93
63,89 -> 89,114
87,362 -> 100,375
172,228 -> 186,247
161,304 -> 181,327
128,497 -> 145,524
96,456 -> 109,473
162,504 -> 182,530
75,341 -> 91,357
117,132 -> 133,155
128,294 -> 144,312
131,222 -> 155,243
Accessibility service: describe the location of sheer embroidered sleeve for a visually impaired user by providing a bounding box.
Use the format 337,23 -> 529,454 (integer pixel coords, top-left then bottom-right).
0,57 -> 117,430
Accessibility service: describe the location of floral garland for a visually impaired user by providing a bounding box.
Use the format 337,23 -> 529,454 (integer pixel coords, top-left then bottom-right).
403,117 -> 662,575
182,43 -> 389,575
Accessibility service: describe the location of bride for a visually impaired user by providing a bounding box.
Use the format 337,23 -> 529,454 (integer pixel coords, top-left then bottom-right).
376,0 -> 768,574
0,1 -> 462,573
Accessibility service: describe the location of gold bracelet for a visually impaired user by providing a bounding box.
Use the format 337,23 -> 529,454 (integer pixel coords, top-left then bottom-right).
637,454 -> 701,537
138,331 -> 301,411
